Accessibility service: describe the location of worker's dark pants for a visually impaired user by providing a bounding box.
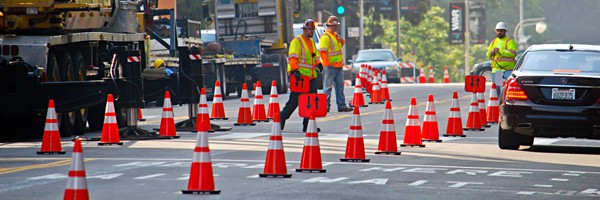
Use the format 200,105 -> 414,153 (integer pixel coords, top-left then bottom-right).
280,78 -> 318,130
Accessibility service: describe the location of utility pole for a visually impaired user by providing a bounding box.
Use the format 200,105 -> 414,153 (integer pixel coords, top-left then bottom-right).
342,16 -> 346,66
464,0 -> 470,76
359,0 -> 364,50
396,0 -> 402,57
519,0 -> 524,38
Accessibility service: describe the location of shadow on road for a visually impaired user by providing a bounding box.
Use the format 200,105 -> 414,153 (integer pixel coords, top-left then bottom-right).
523,145 -> 600,155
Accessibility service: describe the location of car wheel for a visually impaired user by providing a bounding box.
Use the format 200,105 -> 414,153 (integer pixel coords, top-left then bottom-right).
481,69 -> 492,82
498,126 -> 521,150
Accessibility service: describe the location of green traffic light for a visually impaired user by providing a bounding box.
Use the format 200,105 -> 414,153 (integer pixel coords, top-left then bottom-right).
337,6 -> 345,15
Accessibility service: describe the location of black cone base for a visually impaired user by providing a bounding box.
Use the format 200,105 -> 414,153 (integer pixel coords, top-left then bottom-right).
443,134 -> 467,137
423,139 -> 443,143
295,168 -> 326,173
120,127 -> 172,140
400,144 -> 426,147
340,158 -> 370,162
182,190 -> 221,195
259,173 -> 292,178
98,142 -> 124,146
36,151 -> 66,155
374,151 -> 401,155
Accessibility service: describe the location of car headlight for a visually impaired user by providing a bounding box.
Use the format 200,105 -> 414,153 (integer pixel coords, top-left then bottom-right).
386,66 -> 396,71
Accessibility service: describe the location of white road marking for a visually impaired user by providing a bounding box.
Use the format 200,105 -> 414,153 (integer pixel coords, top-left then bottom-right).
408,180 -> 428,186
348,178 -> 388,185
562,172 -> 583,176
28,173 -> 66,180
551,178 -> 569,181
212,133 -> 270,139
534,184 -> 553,188
579,189 -> 600,195
303,177 -> 349,183
134,173 -> 166,180
517,191 -> 536,195
447,181 -> 483,188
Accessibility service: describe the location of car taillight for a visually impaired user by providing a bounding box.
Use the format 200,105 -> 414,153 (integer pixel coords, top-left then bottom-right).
505,79 -> 528,100
11,45 -> 18,55
597,97 -> 600,103
2,45 -> 9,55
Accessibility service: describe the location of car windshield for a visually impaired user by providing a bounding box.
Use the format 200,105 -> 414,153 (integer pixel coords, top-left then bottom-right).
201,32 -> 216,42
355,51 -> 395,62
519,51 -> 600,73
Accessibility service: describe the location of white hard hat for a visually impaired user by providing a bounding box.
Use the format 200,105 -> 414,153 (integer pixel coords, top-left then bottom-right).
495,22 -> 507,30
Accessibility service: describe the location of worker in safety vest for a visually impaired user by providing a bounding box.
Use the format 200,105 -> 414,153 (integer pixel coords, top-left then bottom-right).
320,16 -> 353,112
280,19 -> 321,132
486,22 -> 517,96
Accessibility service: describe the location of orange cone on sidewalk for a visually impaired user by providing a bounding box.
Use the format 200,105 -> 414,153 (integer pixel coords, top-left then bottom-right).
443,66 -> 450,83
401,97 -> 425,147
37,99 -> 65,155
196,88 -> 211,132
252,81 -> 268,122
259,115 -> 292,178
428,65 -> 435,83
375,101 -> 401,155
267,80 -> 280,120
341,107 -> 370,162
419,65 -> 426,84
210,80 -> 228,120
477,92 -> 490,128
422,94 -> 442,142
487,83 -> 500,123
137,108 -> 146,121
159,91 -> 179,138
99,94 -> 123,146
182,110 -> 220,195
351,74 -> 367,107
64,139 -> 89,200
234,83 -> 256,126
464,93 -> 484,131
369,71 -> 383,104
296,113 -> 326,173
381,70 -> 391,101
444,92 -> 466,137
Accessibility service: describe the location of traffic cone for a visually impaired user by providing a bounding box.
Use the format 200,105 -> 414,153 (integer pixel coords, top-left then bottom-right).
359,64 -> 368,92
234,83 -> 256,126
98,94 -> 123,146
350,74 -> 367,107
419,65 -> 426,83
443,66 -> 450,83
401,97 -> 425,147
487,83 -> 500,123
182,114 -> 220,195
267,80 -> 280,120
369,71 -> 383,104
366,65 -> 373,94
422,94 -> 442,142
296,113 -> 326,173
259,115 -> 292,178
196,88 -> 211,132
252,81 -> 268,122
37,99 -> 65,155
210,80 -> 228,120
63,139 -> 89,200
464,93 -> 484,131
477,92 -> 490,128
428,65 -> 435,83
381,70 -> 391,101
375,101 -> 401,155
341,107 -> 370,162
137,108 -> 146,121
159,90 -> 179,138
444,92 -> 466,137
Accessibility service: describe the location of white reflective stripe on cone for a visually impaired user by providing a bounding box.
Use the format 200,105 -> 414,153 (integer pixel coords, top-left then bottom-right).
195,132 -> 210,147
477,93 -> 486,110
199,104 -> 209,115
104,116 -> 118,124
469,94 -> 479,112
303,136 -> 320,146
47,107 -> 57,120
192,152 -> 212,163
449,111 -> 461,118
66,177 -> 88,189
381,123 -> 395,131
45,121 -> 59,131
268,141 -> 284,150
69,153 -> 85,170
348,129 -> 363,138
105,103 -> 115,113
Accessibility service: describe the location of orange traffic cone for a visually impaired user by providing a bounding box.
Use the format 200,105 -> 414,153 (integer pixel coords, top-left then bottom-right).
369,71 -> 383,104
296,113 -> 326,173
234,83 -> 256,126
98,94 -> 123,146
351,74 -> 367,107
252,81 -> 268,122
210,80 -> 228,120
401,97 -> 425,147
381,70 -> 391,101
182,112 -> 220,195
137,108 -> 146,121
37,99 -> 65,155
267,80 -> 280,120
444,92 -> 466,137
359,64 -> 368,92
196,88 -> 211,132
366,65 -> 373,94
259,115 -> 292,178
375,101 -> 401,155
422,94 -> 442,142
487,83 -> 500,123
159,91 -> 179,138
419,65 -> 426,83
341,107 -> 370,162
428,65 -> 435,83
443,66 -> 450,83
464,93 -> 484,131
63,139 -> 89,200
477,92 -> 490,128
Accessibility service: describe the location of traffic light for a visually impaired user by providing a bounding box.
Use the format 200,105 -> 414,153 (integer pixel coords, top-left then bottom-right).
336,0 -> 346,15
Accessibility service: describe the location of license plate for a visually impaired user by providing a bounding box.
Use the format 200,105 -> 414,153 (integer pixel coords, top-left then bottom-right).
551,88 -> 575,100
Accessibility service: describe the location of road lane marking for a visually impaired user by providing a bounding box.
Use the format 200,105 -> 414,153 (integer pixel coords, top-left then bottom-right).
517,191 -> 536,195
0,159 -> 94,175
134,173 -> 166,179
562,173 -> 582,176
408,180 -> 428,186
534,185 -> 553,188
212,133 -> 270,139
551,178 -> 569,181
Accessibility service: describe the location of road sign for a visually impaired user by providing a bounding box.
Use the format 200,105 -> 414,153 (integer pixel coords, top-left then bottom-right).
465,75 -> 486,93
290,75 -> 310,93
348,27 -> 359,38
299,94 -> 327,118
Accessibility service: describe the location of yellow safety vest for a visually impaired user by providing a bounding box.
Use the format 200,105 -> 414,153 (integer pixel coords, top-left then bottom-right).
319,31 -> 343,67
288,36 -> 319,79
487,36 -> 518,73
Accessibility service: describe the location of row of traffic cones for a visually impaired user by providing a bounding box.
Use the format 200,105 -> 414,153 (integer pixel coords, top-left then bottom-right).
354,64 -> 391,105
418,65 -> 451,83
463,83 -> 499,131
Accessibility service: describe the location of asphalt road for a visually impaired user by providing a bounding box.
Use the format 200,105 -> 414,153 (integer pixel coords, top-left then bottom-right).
1,83 -> 600,200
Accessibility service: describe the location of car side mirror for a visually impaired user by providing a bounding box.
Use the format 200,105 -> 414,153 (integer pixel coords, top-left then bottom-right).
396,58 -> 402,62
347,59 -> 353,64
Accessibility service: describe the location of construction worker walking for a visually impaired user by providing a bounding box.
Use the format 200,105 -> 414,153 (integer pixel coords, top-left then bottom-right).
486,22 -> 517,96
280,19 -> 321,132
320,16 -> 352,113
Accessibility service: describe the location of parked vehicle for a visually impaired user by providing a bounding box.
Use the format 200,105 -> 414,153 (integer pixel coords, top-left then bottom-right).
498,44 -> 600,150
350,49 -> 403,83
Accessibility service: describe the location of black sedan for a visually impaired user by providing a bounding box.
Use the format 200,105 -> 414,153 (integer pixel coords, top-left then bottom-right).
499,44 -> 600,150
